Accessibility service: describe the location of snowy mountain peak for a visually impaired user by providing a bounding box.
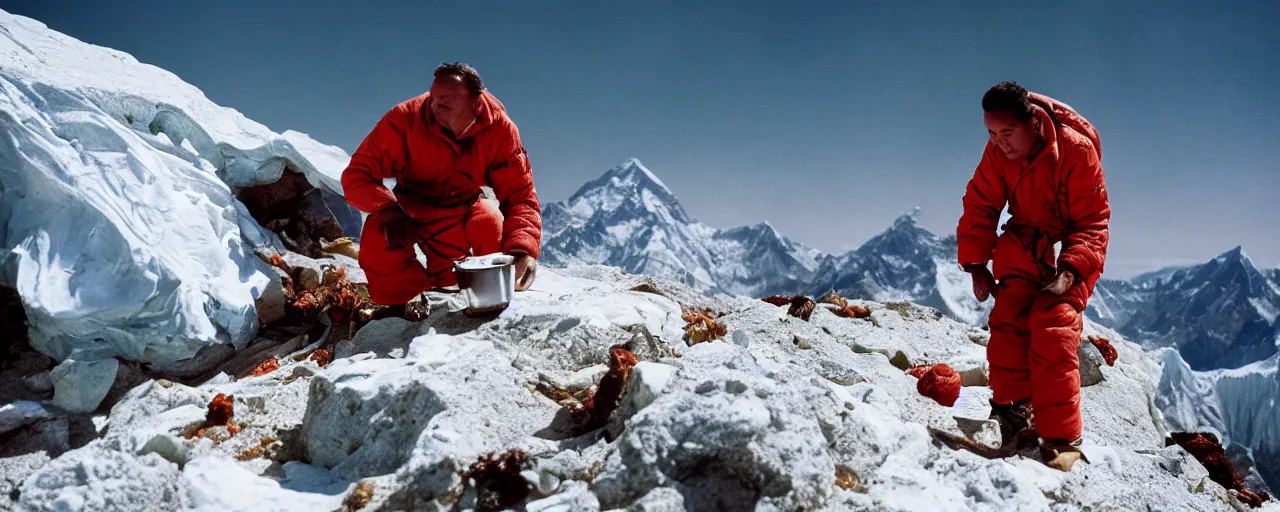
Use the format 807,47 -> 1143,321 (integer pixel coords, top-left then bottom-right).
541,159 -> 825,296
893,206 -> 924,227
552,158 -> 693,230
612,157 -> 671,193
1216,245 -> 1251,264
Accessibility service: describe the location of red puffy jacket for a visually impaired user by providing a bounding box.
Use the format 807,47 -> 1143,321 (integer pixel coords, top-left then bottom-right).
341,90 -> 542,259
958,93 -> 1110,287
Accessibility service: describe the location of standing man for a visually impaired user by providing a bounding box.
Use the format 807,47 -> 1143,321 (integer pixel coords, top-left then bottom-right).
957,82 -> 1110,471
342,63 -> 542,318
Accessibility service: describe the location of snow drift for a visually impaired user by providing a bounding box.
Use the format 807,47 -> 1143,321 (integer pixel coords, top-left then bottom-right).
0,10 -> 360,373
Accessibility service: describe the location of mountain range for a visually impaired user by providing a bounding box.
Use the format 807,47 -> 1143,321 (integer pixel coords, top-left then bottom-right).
542,159 -> 1280,371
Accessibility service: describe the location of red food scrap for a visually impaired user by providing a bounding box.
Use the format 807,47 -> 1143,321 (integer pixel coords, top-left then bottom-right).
906,364 -> 933,379
309,347 -> 334,367
788,296 -> 816,321
681,307 -> 727,344
287,265 -> 374,328
760,295 -> 792,307
1238,490 -> 1265,508
461,449 -> 532,511
914,363 -> 961,407
1167,432 -> 1271,507
1087,335 -> 1118,366
249,356 -> 281,376
206,393 -> 235,426
186,393 -> 239,439
582,346 -> 639,425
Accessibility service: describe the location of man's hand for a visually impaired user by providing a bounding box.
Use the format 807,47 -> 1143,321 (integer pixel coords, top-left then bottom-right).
1042,270 -> 1075,295
513,254 -> 538,291
379,205 -> 416,250
965,263 -> 998,302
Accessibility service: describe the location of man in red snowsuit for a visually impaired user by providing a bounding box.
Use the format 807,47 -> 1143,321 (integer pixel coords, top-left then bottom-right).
957,82 -> 1110,471
342,63 -> 542,314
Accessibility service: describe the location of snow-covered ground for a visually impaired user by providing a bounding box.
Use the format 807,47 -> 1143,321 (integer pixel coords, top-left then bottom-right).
2,7 -> 1277,511
9,267 -> 1270,511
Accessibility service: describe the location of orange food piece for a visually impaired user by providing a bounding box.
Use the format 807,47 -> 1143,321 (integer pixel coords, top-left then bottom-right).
309,347 -> 333,367
835,305 -> 870,319
583,346 -> 639,424
249,356 -> 280,376
206,393 -> 234,426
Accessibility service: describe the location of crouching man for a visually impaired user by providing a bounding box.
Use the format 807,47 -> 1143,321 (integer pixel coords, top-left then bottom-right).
341,63 -> 542,318
957,81 -> 1110,471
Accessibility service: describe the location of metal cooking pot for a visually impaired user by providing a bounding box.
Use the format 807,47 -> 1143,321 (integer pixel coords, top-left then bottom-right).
454,253 -> 516,315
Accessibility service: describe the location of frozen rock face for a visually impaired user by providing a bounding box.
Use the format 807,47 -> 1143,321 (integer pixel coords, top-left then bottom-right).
7,268 -> 1260,511
0,9 -> 360,373
1158,348 -> 1280,491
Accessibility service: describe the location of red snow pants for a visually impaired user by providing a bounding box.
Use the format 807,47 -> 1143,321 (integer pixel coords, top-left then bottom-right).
359,199 -> 502,305
987,226 -> 1092,441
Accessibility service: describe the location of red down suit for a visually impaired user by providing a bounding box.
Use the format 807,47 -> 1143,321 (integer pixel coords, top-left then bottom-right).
341,90 -> 541,305
957,93 -> 1110,441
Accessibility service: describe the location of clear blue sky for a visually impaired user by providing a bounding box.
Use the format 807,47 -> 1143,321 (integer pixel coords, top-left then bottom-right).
3,0 -> 1277,277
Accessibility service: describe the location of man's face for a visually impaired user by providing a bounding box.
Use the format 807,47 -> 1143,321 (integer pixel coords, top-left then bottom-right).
429,75 -> 475,126
984,111 -> 1039,161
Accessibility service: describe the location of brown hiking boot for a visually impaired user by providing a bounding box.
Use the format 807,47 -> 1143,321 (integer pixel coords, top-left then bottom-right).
989,399 -> 1033,451
1040,437 -> 1088,472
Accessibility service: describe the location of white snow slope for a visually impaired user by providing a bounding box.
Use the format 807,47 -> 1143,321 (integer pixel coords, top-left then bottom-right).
0,10 -> 358,368
10,266 -> 1273,511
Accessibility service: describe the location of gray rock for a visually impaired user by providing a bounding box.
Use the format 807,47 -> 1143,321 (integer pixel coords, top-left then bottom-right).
954,418 -> 1001,449
300,359 -> 442,480
0,401 -> 52,435
137,434 -> 190,468
526,480 -> 600,512
254,264 -> 288,326
17,444 -> 185,512
617,362 -> 679,421
948,357 -> 990,387
1078,338 -> 1107,387
23,371 -> 54,394
694,381 -> 717,394
333,317 -> 417,359
724,380 -> 749,395
50,358 -> 120,413
793,334 -> 813,350
816,359 -> 864,386
628,487 -> 685,512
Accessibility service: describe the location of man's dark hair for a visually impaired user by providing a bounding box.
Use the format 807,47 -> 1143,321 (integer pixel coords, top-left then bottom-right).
434,62 -> 484,96
982,81 -> 1034,122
